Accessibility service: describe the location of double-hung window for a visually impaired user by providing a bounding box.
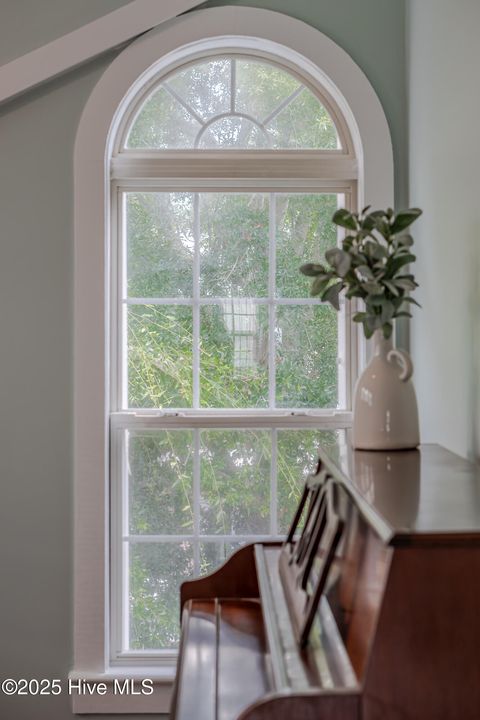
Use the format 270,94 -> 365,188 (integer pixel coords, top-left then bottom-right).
109,52 -> 358,663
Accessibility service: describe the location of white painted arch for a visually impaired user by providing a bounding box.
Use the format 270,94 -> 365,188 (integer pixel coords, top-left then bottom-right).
73,6 -> 394,713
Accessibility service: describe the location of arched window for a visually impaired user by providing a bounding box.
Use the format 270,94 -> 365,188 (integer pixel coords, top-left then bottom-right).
110,49 -> 356,658
73,8 -> 393,709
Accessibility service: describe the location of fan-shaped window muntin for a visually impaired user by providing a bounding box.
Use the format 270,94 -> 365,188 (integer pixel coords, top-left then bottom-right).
124,56 -> 344,151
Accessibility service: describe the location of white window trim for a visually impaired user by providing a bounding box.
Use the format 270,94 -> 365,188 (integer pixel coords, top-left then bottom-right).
73,6 -> 393,714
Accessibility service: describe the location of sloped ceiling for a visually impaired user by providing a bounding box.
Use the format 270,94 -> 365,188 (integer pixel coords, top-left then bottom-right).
0,0 -> 205,105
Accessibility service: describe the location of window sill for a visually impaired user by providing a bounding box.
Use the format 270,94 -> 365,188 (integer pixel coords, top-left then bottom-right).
69,668 -> 174,714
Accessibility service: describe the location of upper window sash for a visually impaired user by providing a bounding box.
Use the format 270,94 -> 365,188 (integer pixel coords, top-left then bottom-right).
112,188 -> 355,413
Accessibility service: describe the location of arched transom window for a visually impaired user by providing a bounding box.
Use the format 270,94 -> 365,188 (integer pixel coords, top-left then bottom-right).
124,56 -> 341,150
110,49 -> 357,660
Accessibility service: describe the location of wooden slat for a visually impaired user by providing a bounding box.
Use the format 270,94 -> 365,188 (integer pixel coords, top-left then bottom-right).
254,544 -> 290,691
217,600 -> 269,720
172,600 -> 217,720
173,598 -> 270,720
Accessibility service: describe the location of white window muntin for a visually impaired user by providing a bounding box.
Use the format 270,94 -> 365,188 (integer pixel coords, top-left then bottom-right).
111,182 -> 356,418
113,50 -> 355,157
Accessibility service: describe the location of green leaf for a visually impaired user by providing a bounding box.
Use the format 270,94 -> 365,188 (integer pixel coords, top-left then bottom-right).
390,208 -> 422,234
382,322 -> 393,339
354,264 -> 374,281
321,281 -> 344,311
332,208 -> 357,231
366,294 -> 387,307
300,262 -> 327,276
394,311 -> 413,318
388,253 -> 416,275
381,300 -> 395,323
383,279 -> 400,296
369,243 -> 388,261
363,323 -> 374,339
402,296 -> 422,308
398,234 -> 414,247
345,285 -> 365,299
394,277 -> 417,291
353,312 -> 368,322
373,217 -> 390,238
361,214 -> 376,231
310,275 -> 331,296
337,255 -> 351,277
325,248 -> 351,277
362,281 -> 384,295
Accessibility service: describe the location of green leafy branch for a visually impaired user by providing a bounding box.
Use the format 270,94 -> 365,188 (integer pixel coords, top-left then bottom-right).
300,206 -> 422,339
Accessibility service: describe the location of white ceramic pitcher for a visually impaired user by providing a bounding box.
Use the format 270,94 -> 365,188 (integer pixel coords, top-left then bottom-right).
352,330 -> 420,450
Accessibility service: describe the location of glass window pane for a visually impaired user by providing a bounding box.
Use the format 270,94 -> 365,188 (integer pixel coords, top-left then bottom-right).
125,57 -> 340,150
199,193 -> 269,297
276,305 -> 338,408
128,305 -> 193,408
266,88 -> 339,149
200,429 -> 271,534
276,194 -> 339,298
276,429 -> 338,532
129,542 -> 193,649
129,431 -> 194,534
126,193 -> 194,298
235,59 -> 300,121
200,304 -> 269,408
126,86 -> 201,149
166,58 -> 231,122
198,116 -> 269,148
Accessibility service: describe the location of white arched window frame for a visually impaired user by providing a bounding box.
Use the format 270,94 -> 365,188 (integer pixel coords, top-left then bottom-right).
73,7 -> 393,714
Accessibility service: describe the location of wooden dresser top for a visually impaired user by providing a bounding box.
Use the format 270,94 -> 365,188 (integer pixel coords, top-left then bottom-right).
318,432 -> 480,545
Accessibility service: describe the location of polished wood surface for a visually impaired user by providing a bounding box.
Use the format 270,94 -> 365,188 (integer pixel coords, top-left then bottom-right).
321,434 -> 480,543
172,439 -> 480,720
364,546 -> 480,719
173,599 -> 268,720
180,543 -> 262,612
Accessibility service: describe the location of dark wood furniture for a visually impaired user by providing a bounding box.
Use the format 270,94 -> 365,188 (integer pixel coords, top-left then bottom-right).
171,436 -> 480,720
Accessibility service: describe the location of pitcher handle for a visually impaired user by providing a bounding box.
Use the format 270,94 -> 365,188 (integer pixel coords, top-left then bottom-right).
387,348 -> 413,382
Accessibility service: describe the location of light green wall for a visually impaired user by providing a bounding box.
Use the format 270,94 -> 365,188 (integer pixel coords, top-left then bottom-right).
408,0 -> 480,459
201,0 -> 408,207
0,2 -> 407,718
0,0 -> 131,65
0,55 -> 124,720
